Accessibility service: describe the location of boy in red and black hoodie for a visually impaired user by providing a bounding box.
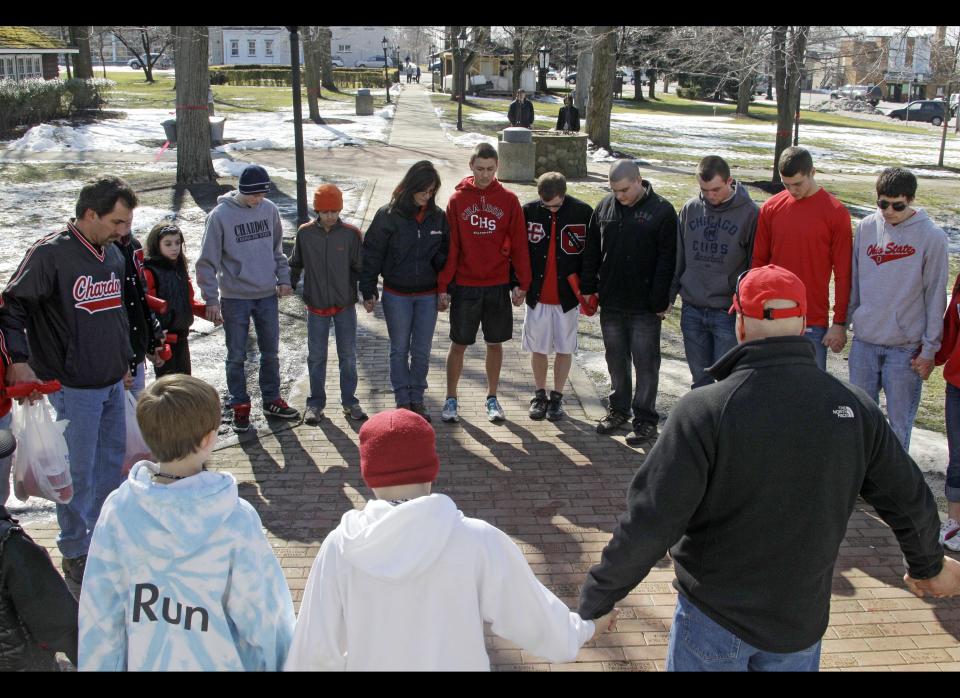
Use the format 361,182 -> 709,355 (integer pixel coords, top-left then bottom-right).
437,142 -> 531,424
935,274 -> 960,551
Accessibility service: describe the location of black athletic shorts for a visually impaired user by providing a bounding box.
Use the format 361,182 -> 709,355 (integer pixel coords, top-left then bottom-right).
449,284 -> 513,345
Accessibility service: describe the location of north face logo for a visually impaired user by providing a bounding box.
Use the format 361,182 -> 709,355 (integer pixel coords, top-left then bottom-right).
833,406 -> 854,419
867,242 -> 916,266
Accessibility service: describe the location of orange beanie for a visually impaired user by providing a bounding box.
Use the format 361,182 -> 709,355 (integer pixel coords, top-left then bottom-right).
313,183 -> 343,212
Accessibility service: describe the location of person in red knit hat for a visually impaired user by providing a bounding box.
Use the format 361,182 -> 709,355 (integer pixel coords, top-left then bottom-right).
285,408 -> 617,670
437,143 -> 532,424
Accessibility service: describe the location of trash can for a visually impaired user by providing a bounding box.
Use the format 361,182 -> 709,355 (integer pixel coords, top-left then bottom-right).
161,119 -> 177,143
209,117 -> 226,146
356,88 -> 374,116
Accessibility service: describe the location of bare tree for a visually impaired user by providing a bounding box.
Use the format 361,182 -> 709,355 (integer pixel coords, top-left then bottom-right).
771,25 -> 809,185
319,26 -> 336,91
587,26 -> 617,151
172,26 -> 215,185
302,26 -> 324,122
69,26 -> 94,79
112,26 -> 174,83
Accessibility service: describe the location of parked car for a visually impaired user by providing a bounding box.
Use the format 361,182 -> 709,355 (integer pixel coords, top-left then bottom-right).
546,69 -> 559,80
331,55 -> 344,68
128,53 -> 170,70
566,72 -> 576,84
355,55 -> 394,68
886,100 -> 950,126
830,83 -> 881,106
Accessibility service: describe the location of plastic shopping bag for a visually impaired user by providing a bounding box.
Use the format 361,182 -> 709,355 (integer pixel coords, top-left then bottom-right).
11,397 -> 73,504
123,390 -> 152,476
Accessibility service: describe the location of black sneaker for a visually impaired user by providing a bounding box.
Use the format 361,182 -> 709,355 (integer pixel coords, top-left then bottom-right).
546,391 -> 566,421
62,554 -> 87,585
596,409 -> 630,434
408,402 -> 432,423
232,403 -> 252,433
528,389 -> 548,420
304,406 -> 325,426
264,399 -> 300,420
626,422 -> 658,447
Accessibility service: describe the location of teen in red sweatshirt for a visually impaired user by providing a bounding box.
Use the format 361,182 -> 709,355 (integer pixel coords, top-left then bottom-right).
935,274 -> 960,549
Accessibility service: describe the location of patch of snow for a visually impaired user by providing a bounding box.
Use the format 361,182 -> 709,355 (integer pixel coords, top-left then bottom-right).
590,148 -> 617,162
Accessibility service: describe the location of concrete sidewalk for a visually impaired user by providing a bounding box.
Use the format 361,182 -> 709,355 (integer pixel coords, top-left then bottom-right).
19,83 -> 960,671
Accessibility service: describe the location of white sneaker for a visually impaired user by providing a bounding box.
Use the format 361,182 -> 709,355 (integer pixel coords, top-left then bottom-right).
940,518 -> 960,552
441,397 -> 459,423
486,396 -> 505,423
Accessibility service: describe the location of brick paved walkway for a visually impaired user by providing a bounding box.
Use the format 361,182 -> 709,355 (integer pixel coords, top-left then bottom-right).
20,84 -> 960,672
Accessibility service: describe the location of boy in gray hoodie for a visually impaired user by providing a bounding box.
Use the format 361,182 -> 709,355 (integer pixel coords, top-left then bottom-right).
195,164 -> 299,432
848,167 -> 949,450
669,156 -> 759,387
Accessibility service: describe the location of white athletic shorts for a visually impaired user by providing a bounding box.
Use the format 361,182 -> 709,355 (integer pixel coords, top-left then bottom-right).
521,302 -> 579,354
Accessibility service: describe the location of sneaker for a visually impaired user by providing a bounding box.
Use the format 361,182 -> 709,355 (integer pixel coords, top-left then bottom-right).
232,403 -> 252,433
546,391 -> 566,422
940,518 -> 960,552
304,406 -> 324,426
486,396 -> 506,423
342,404 -> 368,421
626,422 -> 658,447
408,402 -> 432,423
264,399 -> 300,420
441,397 -> 459,423
528,389 -> 548,420
62,554 -> 87,585
596,408 -> 630,434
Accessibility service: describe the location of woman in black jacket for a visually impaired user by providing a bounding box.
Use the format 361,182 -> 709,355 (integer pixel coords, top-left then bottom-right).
360,161 -> 449,421
556,95 -> 580,132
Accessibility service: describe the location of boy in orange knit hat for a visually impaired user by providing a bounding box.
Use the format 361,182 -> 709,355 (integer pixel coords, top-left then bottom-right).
288,184 -> 366,425
285,408 -> 618,670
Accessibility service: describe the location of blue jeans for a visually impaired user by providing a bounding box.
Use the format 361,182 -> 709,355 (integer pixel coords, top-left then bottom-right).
47,381 -> 126,559
804,325 -> 828,371
680,303 -> 738,388
0,413 -> 11,505
944,384 -> 960,503
221,296 -> 281,406
381,290 -> 438,405
600,308 -> 660,426
306,305 -> 359,410
848,338 -> 922,451
666,594 -> 822,672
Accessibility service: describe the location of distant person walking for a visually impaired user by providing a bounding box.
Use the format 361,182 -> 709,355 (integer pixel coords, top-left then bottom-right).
508,89 -> 535,129
555,95 -> 580,132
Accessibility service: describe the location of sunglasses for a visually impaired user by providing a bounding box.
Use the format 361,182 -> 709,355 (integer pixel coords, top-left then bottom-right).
877,199 -> 908,212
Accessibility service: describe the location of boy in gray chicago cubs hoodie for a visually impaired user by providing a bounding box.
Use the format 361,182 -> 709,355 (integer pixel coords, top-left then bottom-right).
849,167 -> 948,450
195,164 -> 299,431
669,156 -> 759,387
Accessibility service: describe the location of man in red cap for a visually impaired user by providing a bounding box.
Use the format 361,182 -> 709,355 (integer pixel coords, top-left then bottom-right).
578,264 -> 959,672
285,408 -> 617,670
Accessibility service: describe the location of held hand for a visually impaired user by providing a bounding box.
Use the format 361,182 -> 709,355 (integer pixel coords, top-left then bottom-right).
205,304 -> 223,325
512,288 -> 527,307
277,284 -> 293,298
362,299 -> 377,313
912,356 -> 935,381
151,348 -> 166,369
123,370 -> 134,391
656,304 -> 673,320
822,324 -> 848,353
905,556 -> 960,598
6,362 -> 42,404
590,608 -> 620,641
438,293 -> 451,312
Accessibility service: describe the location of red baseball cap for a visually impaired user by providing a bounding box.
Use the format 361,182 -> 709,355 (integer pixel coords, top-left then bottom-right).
729,265 -> 807,320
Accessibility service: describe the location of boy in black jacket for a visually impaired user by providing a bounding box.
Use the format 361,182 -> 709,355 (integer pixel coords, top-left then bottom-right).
578,264 -> 959,671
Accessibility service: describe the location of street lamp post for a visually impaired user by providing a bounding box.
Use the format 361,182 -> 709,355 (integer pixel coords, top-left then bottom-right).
382,35 -> 391,104
430,44 -> 435,92
286,26 -> 308,225
456,29 -> 467,131
538,45 -> 550,94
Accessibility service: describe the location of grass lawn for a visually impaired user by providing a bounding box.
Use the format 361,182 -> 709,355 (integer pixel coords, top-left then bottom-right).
101,69 -> 389,113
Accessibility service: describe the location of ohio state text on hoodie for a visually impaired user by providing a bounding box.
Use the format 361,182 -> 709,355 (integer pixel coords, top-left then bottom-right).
849,208 -> 948,360
0,222 -> 132,389
437,177 -> 532,293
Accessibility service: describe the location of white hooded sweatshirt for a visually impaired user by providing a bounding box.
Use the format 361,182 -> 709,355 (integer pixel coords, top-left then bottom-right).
285,493 -> 594,671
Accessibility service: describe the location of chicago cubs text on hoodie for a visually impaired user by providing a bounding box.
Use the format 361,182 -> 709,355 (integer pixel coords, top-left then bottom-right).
78,464 -> 295,671
195,192 -> 291,304
285,494 -> 594,670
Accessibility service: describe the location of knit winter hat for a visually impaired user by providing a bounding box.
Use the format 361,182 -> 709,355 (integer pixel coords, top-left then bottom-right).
238,165 -> 271,194
313,183 -> 343,212
360,409 -> 439,488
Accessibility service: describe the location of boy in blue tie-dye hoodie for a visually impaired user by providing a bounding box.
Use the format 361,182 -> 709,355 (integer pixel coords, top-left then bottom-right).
78,375 -> 295,671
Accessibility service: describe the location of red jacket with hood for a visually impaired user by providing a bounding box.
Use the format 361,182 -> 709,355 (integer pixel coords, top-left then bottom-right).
438,177 -> 531,293
936,274 -> 960,387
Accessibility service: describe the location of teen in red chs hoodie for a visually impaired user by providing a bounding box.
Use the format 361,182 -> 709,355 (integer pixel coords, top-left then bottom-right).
438,177 -> 532,293
936,275 -> 960,387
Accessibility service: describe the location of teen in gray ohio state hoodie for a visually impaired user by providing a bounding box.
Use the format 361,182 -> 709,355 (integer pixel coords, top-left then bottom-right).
195,192 -> 291,305
669,182 -> 759,309
849,207 -> 949,360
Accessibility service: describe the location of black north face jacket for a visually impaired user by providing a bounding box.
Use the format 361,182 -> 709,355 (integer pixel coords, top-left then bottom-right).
521,195 -> 593,312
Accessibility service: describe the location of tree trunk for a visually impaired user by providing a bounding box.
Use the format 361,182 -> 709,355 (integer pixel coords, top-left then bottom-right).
320,27 -> 336,91
302,28 -> 322,122
587,26 -> 616,151
736,75 -> 752,116
662,76 -> 669,94
631,58 -> 645,101
174,26 -> 216,185
771,26 -> 809,185
647,69 -> 657,99
512,33 -> 523,94
68,27 -> 92,79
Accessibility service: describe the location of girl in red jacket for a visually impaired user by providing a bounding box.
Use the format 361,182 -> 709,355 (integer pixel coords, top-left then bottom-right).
935,273 -> 960,551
